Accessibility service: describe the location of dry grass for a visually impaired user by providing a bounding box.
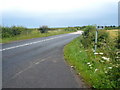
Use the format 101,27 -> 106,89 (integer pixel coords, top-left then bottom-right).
106,29 -> 118,39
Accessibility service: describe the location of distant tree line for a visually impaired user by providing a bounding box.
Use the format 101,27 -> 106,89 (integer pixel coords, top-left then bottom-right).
79,25 -> 120,30
104,25 -> 120,30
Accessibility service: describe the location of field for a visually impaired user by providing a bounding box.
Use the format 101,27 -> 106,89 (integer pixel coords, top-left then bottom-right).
107,29 -> 118,39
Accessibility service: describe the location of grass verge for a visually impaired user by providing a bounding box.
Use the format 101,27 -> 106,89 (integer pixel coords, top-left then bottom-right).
64,36 -> 118,88
1,30 -> 73,43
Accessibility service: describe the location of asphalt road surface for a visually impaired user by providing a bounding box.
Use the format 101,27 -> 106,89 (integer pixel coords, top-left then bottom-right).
2,31 -> 88,88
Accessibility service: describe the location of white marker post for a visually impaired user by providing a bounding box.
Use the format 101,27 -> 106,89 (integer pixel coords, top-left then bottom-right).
94,26 -> 98,54
94,26 -> 104,54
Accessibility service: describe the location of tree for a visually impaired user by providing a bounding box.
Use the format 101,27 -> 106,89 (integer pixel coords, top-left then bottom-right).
38,26 -> 49,33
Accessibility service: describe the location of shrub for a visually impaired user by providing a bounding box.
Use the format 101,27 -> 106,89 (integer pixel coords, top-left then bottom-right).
64,27 -> 77,32
11,26 -> 26,35
82,25 -> 96,37
80,26 -> 96,48
38,26 -> 49,33
97,30 -> 109,48
2,27 -> 13,38
1,26 -> 29,38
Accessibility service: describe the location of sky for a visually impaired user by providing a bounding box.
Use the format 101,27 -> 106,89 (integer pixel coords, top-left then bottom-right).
1,0 -> 119,28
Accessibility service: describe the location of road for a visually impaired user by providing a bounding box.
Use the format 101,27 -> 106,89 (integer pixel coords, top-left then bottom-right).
2,31 -> 87,88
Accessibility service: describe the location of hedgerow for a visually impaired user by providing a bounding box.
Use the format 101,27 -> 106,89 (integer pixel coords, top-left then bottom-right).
1,26 -> 28,38
80,26 -> 120,88
64,25 -> 119,88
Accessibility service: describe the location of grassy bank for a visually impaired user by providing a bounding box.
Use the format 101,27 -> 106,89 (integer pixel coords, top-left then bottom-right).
1,29 -> 73,43
64,28 -> 119,88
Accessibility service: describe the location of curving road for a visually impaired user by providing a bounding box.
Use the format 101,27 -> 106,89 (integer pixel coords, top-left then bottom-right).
2,31 -> 87,88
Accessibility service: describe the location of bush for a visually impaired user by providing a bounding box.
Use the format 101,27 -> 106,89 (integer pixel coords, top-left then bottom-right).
80,26 -> 96,48
64,27 -> 77,32
1,26 -> 27,38
97,30 -> 109,48
2,27 -> 13,38
82,25 -> 96,37
11,26 -> 27,35
38,26 -> 49,33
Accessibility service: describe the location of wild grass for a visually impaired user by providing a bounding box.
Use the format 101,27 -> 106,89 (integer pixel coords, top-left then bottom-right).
64,28 -> 119,88
64,37 -> 112,88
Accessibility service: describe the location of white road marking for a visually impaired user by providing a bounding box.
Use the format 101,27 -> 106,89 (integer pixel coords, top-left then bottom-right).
11,57 -> 49,79
1,31 -> 82,51
35,62 -> 40,64
35,59 -> 45,64
11,65 -> 32,79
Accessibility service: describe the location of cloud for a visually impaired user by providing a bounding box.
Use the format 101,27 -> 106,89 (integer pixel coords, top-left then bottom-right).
2,0 -> 118,13
2,0 -> 118,27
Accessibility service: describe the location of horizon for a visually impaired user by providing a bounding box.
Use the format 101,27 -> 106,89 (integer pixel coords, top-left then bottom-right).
1,25 -> 119,29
